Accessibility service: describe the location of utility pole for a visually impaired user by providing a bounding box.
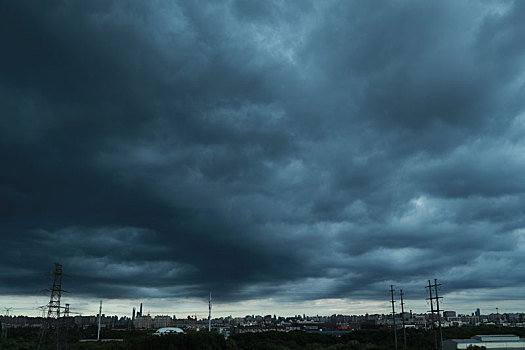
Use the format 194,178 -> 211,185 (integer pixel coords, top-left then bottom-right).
427,280 -> 438,350
400,289 -> 407,349
97,300 -> 102,341
390,285 -> 398,350
432,279 -> 443,350
208,291 -> 212,332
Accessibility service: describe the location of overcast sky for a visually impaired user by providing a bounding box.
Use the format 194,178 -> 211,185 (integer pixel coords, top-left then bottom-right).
2,0 -> 525,317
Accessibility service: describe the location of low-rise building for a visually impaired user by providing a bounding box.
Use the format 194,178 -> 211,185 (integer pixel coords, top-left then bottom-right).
133,315 -> 153,329
153,316 -> 171,328
444,334 -> 525,349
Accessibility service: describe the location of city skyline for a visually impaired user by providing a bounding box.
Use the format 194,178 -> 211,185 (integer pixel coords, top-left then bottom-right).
2,1 -> 525,317
2,282 -> 524,319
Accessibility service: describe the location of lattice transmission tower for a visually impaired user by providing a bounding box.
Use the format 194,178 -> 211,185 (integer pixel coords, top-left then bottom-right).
38,262 -> 67,350
47,262 -> 64,318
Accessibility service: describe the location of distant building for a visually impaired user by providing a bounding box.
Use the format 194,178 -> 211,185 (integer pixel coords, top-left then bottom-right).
74,316 -> 97,327
444,334 -> 525,350
153,327 -> 183,335
475,308 -> 481,317
153,316 -> 171,328
443,311 -> 456,319
134,315 -> 152,329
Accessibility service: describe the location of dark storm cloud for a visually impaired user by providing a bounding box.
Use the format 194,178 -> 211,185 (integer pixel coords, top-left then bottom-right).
2,0 -> 525,307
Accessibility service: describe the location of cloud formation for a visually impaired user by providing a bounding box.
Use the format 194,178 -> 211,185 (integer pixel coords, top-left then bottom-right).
1,0 -> 525,311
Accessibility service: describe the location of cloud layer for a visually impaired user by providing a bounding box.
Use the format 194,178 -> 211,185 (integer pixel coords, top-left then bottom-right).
1,0 -> 525,311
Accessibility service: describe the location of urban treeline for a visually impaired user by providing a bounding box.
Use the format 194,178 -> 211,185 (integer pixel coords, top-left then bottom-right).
4,325 -> 524,349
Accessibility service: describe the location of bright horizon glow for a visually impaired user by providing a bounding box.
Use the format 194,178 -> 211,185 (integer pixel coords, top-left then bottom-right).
3,293 -> 525,319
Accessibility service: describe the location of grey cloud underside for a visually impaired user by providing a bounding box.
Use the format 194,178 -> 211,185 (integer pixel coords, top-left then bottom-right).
1,0 -> 525,305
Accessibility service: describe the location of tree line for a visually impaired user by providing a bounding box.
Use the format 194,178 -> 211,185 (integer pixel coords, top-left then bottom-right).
2,325 -> 524,349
